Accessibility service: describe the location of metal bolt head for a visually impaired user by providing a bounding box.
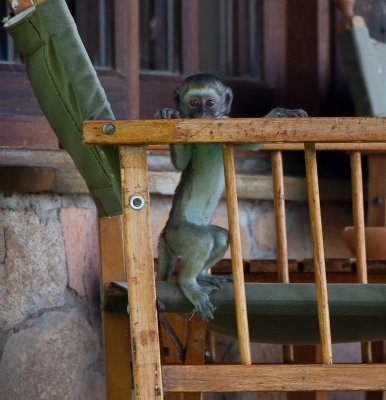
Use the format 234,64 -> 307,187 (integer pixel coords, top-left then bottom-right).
129,195 -> 145,210
102,123 -> 116,135
372,196 -> 383,207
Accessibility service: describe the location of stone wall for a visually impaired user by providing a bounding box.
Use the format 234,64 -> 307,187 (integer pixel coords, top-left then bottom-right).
0,193 -> 104,400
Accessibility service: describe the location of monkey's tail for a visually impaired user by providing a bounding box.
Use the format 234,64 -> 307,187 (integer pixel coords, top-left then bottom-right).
157,232 -> 177,281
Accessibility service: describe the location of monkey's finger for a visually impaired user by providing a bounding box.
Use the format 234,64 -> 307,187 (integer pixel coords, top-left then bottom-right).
162,108 -> 175,119
172,111 -> 182,119
293,109 -> 308,117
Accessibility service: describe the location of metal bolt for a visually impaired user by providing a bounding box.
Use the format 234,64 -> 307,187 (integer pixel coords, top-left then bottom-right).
129,195 -> 145,210
372,196 -> 383,207
102,123 -> 116,135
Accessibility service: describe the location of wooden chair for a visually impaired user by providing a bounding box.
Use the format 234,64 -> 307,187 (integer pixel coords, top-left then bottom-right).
83,117 -> 386,399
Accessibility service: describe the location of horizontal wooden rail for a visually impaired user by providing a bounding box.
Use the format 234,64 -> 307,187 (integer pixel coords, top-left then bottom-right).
162,364 -> 386,392
83,117 -> 386,145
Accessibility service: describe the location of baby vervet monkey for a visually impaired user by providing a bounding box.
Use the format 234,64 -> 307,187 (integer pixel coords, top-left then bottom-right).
155,74 -> 307,321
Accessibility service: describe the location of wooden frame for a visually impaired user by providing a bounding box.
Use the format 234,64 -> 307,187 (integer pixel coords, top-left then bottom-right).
84,116 -> 386,399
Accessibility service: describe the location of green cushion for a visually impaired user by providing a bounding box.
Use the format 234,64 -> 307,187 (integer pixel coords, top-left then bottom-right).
113,281 -> 386,344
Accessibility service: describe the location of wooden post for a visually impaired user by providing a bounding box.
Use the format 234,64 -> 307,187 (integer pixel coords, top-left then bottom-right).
304,143 -> 333,365
120,145 -> 163,399
99,216 -> 132,400
271,150 -> 294,363
350,151 -> 372,363
222,144 -> 252,365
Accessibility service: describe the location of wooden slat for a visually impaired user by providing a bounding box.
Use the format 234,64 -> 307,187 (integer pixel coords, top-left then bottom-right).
271,150 -> 294,363
162,364 -> 386,392
272,151 -> 289,283
350,151 -> 372,363
148,143 -> 386,151
0,115 -> 59,150
351,152 -> 368,282
120,145 -> 163,400
222,144 -> 251,365
83,117 -> 386,145
183,315 -> 206,400
99,216 -> 132,400
304,143 -> 332,365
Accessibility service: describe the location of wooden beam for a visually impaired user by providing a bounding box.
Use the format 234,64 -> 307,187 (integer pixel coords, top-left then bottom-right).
162,364 -> 386,392
120,145 -> 163,400
83,117 -> 386,145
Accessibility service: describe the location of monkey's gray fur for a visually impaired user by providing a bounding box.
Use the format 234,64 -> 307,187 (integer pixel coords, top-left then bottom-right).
155,74 -> 307,320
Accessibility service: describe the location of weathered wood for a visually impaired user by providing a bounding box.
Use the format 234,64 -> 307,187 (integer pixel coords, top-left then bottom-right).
272,151 -> 289,283
367,155 -> 386,226
350,152 -> 373,363
162,364 -> 386,392
0,115 -> 59,150
304,144 -> 332,364
120,145 -> 163,400
149,143 -> 386,151
99,216 -> 132,400
271,151 -> 294,363
350,152 -> 368,282
183,315 -> 206,400
82,117 -> 386,145
222,144 -> 251,365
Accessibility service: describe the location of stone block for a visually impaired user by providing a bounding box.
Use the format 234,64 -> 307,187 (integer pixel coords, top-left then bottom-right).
60,205 -> 99,299
0,311 -> 99,400
0,207 -> 67,329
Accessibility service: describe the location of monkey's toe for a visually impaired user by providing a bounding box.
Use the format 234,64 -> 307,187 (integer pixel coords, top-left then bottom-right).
197,273 -> 222,288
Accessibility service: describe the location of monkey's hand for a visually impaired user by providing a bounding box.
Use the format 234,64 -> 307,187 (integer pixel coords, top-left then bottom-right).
154,108 -> 181,119
264,107 -> 308,118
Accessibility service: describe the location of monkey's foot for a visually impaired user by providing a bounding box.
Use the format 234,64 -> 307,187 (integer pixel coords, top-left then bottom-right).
198,273 -> 233,288
180,282 -> 217,321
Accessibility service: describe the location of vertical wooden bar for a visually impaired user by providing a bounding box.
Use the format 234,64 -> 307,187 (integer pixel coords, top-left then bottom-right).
350,151 -> 372,363
351,152 -> 368,282
120,145 -> 163,400
271,150 -> 294,364
183,315 -> 207,400
304,143 -> 333,365
99,216 -> 132,400
222,144 -> 252,365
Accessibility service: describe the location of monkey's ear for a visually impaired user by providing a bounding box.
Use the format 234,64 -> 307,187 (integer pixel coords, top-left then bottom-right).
224,86 -> 233,115
173,88 -> 181,108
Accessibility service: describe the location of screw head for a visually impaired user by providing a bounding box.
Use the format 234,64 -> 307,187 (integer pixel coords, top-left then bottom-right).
102,123 -> 116,135
372,196 -> 383,207
129,195 -> 145,210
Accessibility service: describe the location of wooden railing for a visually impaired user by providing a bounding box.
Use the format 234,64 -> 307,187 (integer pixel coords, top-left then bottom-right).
83,117 -> 386,399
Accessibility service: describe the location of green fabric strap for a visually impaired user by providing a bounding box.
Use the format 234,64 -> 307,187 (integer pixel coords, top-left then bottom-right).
5,0 -> 122,216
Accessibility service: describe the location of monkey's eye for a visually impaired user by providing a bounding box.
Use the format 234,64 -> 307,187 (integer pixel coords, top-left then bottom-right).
206,99 -> 216,108
189,99 -> 199,107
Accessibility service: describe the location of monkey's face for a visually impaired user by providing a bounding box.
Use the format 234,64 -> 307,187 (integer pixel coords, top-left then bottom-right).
174,78 -> 233,119
182,88 -> 222,118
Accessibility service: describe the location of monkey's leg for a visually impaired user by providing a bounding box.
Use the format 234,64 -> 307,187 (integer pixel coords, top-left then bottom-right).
165,223 -> 218,320
157,232 -> 177,280
197,225 -> 233,287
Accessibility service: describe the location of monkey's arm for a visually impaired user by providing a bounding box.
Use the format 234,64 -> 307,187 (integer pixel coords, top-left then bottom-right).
236,107 -> 308,151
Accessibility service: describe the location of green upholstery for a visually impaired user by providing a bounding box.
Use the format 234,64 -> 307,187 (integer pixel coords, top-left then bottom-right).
113,281 -> 386,344
5,0 -> 122,216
